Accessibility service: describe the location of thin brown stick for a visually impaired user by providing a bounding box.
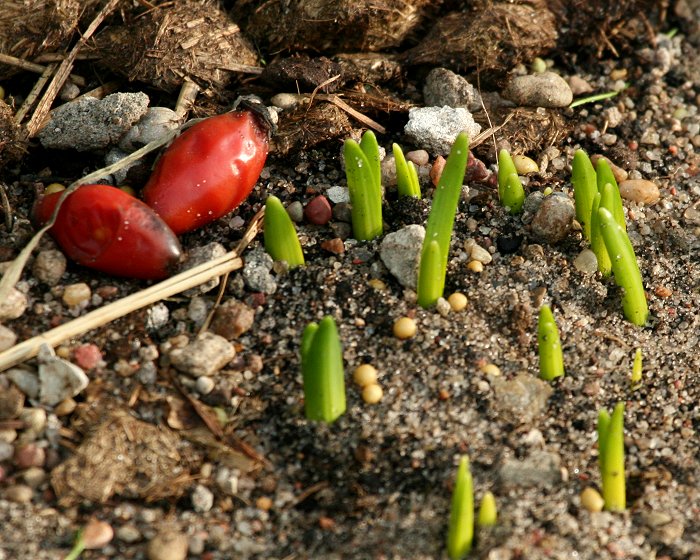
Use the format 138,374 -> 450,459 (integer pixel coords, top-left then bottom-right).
14,62 -> 56,124
0,182 -> 12,231
317,93 -> 386,134
174,78 -> 200,122
0,53 -> 86,86
24,0 -> 122,138
0,214 -> 264,372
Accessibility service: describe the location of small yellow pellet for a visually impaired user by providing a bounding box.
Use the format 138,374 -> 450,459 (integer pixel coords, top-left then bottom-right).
362,383 -> 383,404
45,183 -> 66,195
580,487 -> 604,512
467,260 -> 483,273
393,317 -> 417,339
480,363 -> 501,376
447,292 -> 468,312
353,364 -> 378,387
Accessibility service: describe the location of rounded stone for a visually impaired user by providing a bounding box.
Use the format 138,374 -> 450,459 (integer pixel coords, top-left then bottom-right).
304,195 -> 332,225
619,179 -> 660,205
0,288 -> 28,320
530,193 -> 575,244
147,531 -> 188,560
32,250 -> 67,286
4,484 -> 33,503
62,283 -> 92,307
503,72 -> 573,108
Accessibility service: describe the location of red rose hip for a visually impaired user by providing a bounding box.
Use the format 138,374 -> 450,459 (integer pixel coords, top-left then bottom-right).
142,110 -> 269,234
33,185 -> 182,279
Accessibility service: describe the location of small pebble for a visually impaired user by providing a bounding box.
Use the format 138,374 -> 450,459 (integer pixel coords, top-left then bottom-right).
0,324 -> 17,352
405,150 -> 429,166
54,398 -> 77,416
447,292 -> 468,312
4,484 -> 33,503
62,283 -> 91,307
82,518 -> 114,549
435,297 -> 451,317
619,179 -> 660,205
393,317 -> 417,339
21,466 -> 46,488
147,531 -> 189,560
353,364 -> 378,387
286,201 -> 304,222
196,376 -> 215,395
256,496 -> 273,511
191,484 -> 214,513
321,238 -> 345,254
116,524 -> 142,543
32,249 -> 67,286
469,243 -> 492,264
14,443 -> 46,469
72,344 -> 103,370
304,195 -> 332,225
513,154 -> 539,174
19,407 -> 47,433
0,288 -> 28,320
467,260 -> 484,273
210,299 -> 255,341
580,487 -> 605,512
480,363 -> 501,376
503,72 -> 573,108
590,155 -> 628,182
0,385 -> 24,420
430,156 -> 446,186
362,383 -> 383,404
573,249 -> 598,274
530,193 -> 575,244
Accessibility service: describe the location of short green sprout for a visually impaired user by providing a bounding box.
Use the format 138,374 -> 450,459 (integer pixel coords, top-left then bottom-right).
344,130 -> 383,241
598,207 -> 649,326
393,143 -> 421,198
571,150 -> 598,241
447,455 -> 474,560
497,149 -> 525,214
264,195 -> 305,268
538,305 -> 565,381
477,491 -> 497,527
631,348 -> 643,385
595,159 -> 626,230
598,402 -> 626,512
301,316 -> 346,423
416,133 -> 469,308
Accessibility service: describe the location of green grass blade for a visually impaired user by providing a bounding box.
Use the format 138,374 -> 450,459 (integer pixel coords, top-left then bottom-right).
596,159 -> 626,229
572,150 -> 598,241
598,207 -> 649,326
264,195 -> 305,268
360,130 -> 381,193
417,240 -> 443,309
601,403 -> 626,511
538,305 -> 565,381
597,408 -> 611,474
301,316 -> 346,423
477,491 -> 497,527
447,456 -> 474,560
569,90 -> 621,108
344,139 -> 383,241
394,143 -> 421,198
497,150 -> 525,213
590,192 -> 612,276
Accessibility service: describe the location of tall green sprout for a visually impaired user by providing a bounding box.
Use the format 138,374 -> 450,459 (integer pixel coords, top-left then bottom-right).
538,305 -> 565,381
447,455 -> 474,560
264,195 -> 305,268
344,131 -> 383,241
497,149 -> 525,214
571,150 -> 598,241
598,402 -> 626,511
416,133 -> 469,308
393,143 -> 421,198
595,159 -> 626,229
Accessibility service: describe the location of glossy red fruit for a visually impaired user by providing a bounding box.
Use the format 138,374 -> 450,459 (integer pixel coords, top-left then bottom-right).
142,110 -> 269,234
33,185 -> 182,279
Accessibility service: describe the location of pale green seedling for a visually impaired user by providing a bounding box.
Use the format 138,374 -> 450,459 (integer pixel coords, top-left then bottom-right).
538,305 -> 565,381
344,131 -> 383,241
497,149 -> 525,214
598,402 -> 626,511
447,455 -> 474,559
264,195 -> 305,268
393,143 -> 421,198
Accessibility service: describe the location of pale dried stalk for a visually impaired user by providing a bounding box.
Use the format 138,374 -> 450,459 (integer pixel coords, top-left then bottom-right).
0,53 -> 86,86
14,62 -> 56,124
0,212 -> 264,372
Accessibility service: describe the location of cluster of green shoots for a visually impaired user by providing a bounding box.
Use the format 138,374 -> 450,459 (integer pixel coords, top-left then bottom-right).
572,150 -> 648,326
447,456 -> 498,559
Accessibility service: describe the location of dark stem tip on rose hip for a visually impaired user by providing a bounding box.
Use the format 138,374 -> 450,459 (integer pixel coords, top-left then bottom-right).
232,94 -> 278,136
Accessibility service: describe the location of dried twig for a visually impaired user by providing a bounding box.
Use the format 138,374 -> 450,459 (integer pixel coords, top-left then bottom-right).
0,182 -> 12,231
0,53 -> 85,86
174,77 -> 200,122
317,93 -> 386,134
14,62 -> 56,124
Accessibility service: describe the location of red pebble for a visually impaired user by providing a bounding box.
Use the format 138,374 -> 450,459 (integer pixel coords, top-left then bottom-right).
73,343 -> 103,370
14,444 -> 46,469
304,195 -> 332,225
321,238 -> 345,254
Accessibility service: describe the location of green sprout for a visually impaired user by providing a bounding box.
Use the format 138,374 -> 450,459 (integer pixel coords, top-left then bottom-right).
598,402 -> 626,512
393,143 -> 421,198
301,316 -> 346,423
569,90 -> 621,108
538,304 -> 565,381
264,195 -> 305,268
595,159 -> 626,230
598,207 -> 649,326
447,455 -> 474,560
631,348 -> 643,385
571,150 -> 598,241
477,491 -> 497,527
589,190 -> 613,277
416,132 -> 469,308
497,149 -> 525,214
344,131 -> 383,241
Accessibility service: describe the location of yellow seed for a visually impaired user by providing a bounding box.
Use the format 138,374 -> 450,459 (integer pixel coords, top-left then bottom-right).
0,86 -> 5,100
393,317 -> 417,339
256,496 -> 273,511
362,383 -> 383,404
480,363 -> 500,376
353,364 -> 378,387
447,292 -> 468,312
543,186 -> 553,197
119,185 -> 136,197
467,260 -> 483,273
513,154 -> 539,174
580,487 -> 605,512
45,183 -> 66,195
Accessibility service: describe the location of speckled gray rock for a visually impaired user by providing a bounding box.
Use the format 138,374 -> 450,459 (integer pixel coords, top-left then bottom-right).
119,106 -> 179,152
37,344 -> 89,406
104,147 -> 139,184
499,451 -> 562,488
32,249 -> 67,286
7,367 -> 40,399
146,303 -> 170,331
379,225 -> 425,289
286,201 -> 304,223
326,185 -> 350,203
182,242 -> 227,295
423,68 -> 482,112
503,72 -> 573,108
243,249 -> 277,294
530,193 -> 576,244
403,106 -> 481,155
191,484 -> 214,513
169,333 -> 235,377
39,92 -> 150,151
0,287 -> 27,320
490,373 -> 553,425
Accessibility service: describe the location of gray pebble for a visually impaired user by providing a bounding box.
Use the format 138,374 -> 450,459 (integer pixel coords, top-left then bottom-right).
187,296 -> 210,326
286,201 -> 304,223
191,484 -> 214,513
499,451 -> 562,488
490,373 -> 553,425
573,249 -> 598,274
137,361 -> 158,385
116,524 -> 142,543
147,531 -> 188,560
0,287 -> 27,320
182,242 -> 227,295
146,303 -> 170,331
7,367 -> 40,399
118,106 -> 179,152
381,153 -> 397,187
0,441 -> 13,462
37,344 -> 89,406
503,72 -> 573,108
189,534 -> 206,555
169,332 -> 235,377
32,250 -> 67,286
39,92 -> 150,151
326,185 -> 350,203
104,147 -> 138,185
423,68 -> 482,112
404,106 -> 481,155
530,193 -> 575,244
379,225 -> 425,289
0,324 -> 17,352
242,249 -> 277,294
521,191 -> 544,224
332,202 -> 352,223
4,484 -> 33,503
196,376 -> 215,395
